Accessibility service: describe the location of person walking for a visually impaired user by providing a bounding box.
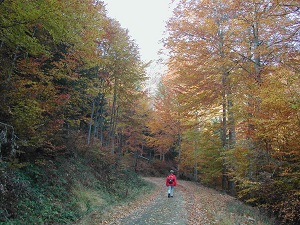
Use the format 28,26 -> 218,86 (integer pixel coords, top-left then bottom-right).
166,170 -> 177,198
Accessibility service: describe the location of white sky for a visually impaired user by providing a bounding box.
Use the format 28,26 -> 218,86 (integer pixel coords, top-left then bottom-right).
102,0 -> 174,94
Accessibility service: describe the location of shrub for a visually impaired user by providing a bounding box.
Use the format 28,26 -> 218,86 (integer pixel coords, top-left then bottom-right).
0,164 -> 30,221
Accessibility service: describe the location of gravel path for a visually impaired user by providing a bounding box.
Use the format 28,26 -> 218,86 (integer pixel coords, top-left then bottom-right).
114,177 -> 188,225
80,177 -> 274,225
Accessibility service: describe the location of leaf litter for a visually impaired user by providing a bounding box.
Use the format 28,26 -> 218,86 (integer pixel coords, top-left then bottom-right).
78,177 -> 275,225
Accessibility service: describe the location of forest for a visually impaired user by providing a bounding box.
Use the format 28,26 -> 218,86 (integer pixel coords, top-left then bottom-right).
0,0 -> 299,224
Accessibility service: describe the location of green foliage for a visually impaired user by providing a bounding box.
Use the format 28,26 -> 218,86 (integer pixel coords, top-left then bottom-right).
0,0 -> 147,158
0,143 -> 152,224
0,165 -> 31,221
0,0 -> 48,55
179,120 -> 223,186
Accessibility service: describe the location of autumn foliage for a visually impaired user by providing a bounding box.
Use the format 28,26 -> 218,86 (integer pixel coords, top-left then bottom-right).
1,0 -> 299,224
0,1 -> 150,222
146,0 -> 300,224
0,0 -> 148,157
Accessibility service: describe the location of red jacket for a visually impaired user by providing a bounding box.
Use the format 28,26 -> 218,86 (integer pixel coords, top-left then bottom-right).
166,173 -> 177,186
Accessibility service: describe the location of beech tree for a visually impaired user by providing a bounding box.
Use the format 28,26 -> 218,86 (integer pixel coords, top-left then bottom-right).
86,18 -> 147,153
160,0 -> 300,222
164,0 -> 237,190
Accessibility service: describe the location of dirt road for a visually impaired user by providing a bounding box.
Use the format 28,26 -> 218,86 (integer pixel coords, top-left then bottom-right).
84,177 -> 274,225
114,177 -> 188,225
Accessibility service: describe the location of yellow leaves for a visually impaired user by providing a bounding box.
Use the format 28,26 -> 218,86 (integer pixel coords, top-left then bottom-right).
146,85 -> 181,156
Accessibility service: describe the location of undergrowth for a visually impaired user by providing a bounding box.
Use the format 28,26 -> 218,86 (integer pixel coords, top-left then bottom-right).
219,200 -> 277,225
0,147 -> 152,224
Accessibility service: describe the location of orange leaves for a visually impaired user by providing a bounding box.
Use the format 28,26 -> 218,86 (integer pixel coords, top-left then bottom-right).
55,94 -> 70,105
160,0 -> 300,223
146,82 -> 182,158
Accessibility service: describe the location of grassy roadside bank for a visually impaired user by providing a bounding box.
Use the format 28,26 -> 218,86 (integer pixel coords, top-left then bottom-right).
0,149 -> 154,224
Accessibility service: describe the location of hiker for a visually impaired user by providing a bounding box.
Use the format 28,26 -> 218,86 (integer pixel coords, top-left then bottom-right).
166,170 -> 177,198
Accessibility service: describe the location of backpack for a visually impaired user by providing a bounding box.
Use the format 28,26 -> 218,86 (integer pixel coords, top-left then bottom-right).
168,175 -> 174,184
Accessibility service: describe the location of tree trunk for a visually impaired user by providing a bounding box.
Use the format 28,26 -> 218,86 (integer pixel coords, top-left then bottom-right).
247,6 -> 262,181
87,99 -> 95,145
177,133 -> 181,179
134,149 -> 138,172
109,78 -> 118,153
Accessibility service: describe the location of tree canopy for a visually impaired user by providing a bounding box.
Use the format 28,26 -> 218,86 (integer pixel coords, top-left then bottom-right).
0,0 -> 148,159
150,0 -> 300,223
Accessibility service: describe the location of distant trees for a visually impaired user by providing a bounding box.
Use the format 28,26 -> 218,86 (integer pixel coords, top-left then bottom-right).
147,78 -> 181,162
150,0 -> 300,223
